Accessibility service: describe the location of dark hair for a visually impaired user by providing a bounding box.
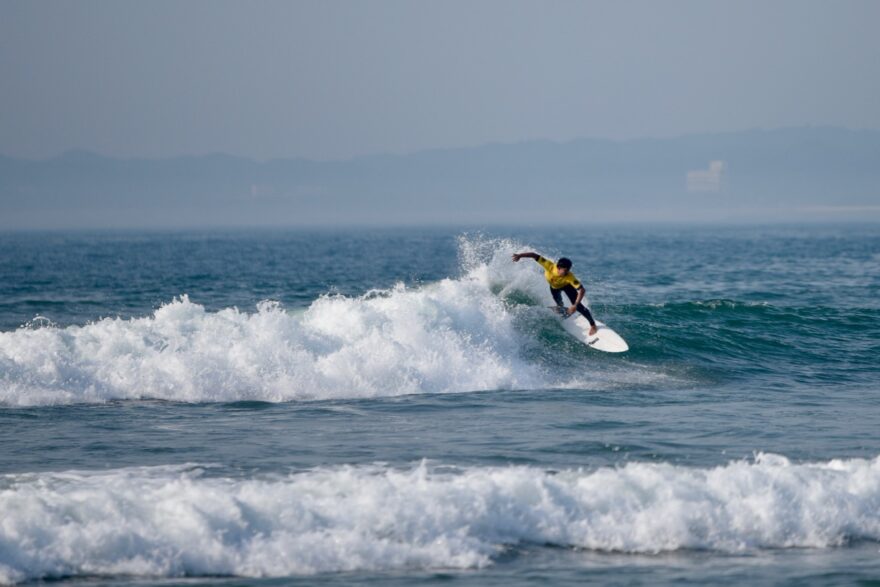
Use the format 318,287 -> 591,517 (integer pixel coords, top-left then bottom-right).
556,257 -> 572,269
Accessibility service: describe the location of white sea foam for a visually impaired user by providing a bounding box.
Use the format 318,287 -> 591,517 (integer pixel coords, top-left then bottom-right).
1,455 -> 879,583
0,237 -> 651,405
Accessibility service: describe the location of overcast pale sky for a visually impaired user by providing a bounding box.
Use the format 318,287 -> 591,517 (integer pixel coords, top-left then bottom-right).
2,0 -> 879,160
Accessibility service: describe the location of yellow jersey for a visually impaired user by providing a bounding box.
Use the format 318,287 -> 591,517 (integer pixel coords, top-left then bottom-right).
537,256 -> 582,289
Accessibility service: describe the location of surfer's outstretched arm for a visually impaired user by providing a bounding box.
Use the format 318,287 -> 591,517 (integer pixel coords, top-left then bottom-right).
511,252 -> 540,262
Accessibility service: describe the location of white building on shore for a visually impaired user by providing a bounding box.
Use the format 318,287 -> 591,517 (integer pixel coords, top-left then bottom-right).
687,160 -> 726,192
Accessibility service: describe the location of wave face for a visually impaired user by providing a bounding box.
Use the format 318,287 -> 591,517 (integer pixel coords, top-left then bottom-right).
1,455 -> 879,583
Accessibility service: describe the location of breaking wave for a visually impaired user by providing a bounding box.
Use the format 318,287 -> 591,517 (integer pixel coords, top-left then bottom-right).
0,237 -> 656,406
2,454 -> 879,583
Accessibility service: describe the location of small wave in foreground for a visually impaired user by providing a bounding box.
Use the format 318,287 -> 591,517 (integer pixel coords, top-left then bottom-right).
1,454 -> 878,583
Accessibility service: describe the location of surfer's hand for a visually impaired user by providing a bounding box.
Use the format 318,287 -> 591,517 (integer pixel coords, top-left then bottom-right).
511,253 -> 521,262
567,305 -> 577,316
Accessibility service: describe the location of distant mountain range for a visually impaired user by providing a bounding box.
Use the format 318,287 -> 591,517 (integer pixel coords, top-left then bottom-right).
2,127 -> 879,228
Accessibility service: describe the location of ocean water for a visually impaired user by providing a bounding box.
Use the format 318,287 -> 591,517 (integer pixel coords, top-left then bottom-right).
1,225 -> 879,586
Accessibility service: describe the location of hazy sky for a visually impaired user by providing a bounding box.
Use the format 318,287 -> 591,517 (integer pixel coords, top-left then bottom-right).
2,0 -> 879,160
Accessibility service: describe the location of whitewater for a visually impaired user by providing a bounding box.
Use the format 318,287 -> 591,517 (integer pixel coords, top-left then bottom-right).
3,455 -> 880,583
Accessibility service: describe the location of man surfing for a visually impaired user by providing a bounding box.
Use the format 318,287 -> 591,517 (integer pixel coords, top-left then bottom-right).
511,252 -> 598,336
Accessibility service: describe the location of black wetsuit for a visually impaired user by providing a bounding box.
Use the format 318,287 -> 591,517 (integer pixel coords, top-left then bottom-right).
551,284 -> 597,327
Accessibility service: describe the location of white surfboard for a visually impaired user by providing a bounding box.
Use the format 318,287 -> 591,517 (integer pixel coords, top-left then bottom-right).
551,307 -> 629,353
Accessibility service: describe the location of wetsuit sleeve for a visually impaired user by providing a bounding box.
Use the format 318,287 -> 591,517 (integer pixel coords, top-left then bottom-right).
536,256 -> 554,271
569,275 -> 582,288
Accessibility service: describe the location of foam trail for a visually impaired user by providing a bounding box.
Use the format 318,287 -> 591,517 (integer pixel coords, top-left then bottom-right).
1,455 -> 879,583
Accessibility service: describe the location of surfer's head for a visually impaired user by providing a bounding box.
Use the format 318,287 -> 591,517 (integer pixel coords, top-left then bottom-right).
555,257 -> 572,275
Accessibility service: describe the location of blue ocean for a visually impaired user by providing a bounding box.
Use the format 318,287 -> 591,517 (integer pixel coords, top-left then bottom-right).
1,225 -> 879,586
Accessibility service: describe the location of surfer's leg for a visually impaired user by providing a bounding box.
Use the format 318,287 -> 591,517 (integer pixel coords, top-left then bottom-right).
550,287 -> 564,307
563,285 -> 597,327
578,305 -> 597,328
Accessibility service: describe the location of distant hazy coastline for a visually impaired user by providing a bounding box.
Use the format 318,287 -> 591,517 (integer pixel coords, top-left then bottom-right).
2,127 -> 879,229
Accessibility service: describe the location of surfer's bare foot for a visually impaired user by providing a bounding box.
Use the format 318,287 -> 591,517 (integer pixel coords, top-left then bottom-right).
589,325 -> 598,336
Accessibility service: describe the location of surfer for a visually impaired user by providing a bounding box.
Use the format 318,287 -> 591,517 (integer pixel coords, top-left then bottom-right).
511,252 -> 598,335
